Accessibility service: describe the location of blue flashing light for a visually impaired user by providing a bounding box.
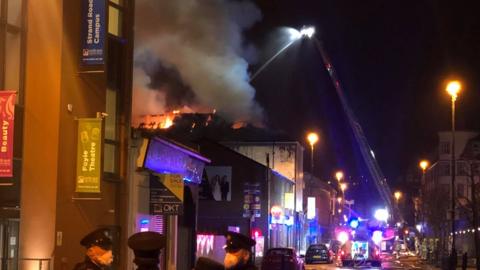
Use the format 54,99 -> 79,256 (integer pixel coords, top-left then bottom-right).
349,217 -> 359,229
140,219 -> 150,225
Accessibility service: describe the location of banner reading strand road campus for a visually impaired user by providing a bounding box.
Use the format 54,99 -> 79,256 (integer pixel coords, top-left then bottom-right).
76,118 -> 102,193
0,91 -> 16,178
81,0 -> 106,65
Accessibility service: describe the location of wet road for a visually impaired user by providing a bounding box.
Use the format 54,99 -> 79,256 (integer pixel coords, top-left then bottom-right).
304,255 -> 431,270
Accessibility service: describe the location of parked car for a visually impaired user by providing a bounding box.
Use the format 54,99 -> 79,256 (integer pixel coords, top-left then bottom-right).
261,248 -> 305,270
305,244 -> 334,264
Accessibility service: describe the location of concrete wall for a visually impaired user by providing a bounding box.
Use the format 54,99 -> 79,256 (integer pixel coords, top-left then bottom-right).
19,0 -> 63,269
20,0 -> 132,269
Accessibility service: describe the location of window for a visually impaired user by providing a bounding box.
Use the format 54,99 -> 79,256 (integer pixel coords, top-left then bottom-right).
108,0 -> 123,37
440,142 -> 450,155
0,0 -> 26,104
438,162 -> 451,176
457,161 -> 468,176
104,33 -> 125,176
457,184 -> 464,197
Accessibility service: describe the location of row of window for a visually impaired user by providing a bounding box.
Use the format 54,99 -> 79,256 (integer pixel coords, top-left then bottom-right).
436,161 -> 479,176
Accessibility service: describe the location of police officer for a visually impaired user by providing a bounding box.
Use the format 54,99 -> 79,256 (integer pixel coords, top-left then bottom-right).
73,228 -> 114,270
194,257 -> 225,270
127,231 -> 166,270
223,232 -> 257,270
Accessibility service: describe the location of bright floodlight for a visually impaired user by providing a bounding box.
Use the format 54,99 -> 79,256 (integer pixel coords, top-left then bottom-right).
374,209 -> 389,222
337,231 -> 349,244
288,28 -> 301,40
300,26 -> 315,38
372,230 -> 383,245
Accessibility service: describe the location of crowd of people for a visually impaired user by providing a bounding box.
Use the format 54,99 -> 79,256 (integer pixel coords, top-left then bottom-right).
73,228 -> 256,270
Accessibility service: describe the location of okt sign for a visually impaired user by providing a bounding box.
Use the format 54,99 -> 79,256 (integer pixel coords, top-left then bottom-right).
150,174 -> 184,215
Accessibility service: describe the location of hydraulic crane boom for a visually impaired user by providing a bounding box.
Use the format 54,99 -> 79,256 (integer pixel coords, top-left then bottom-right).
312,38 -> 403,222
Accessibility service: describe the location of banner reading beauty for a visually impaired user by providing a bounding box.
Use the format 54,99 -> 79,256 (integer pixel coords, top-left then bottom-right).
0,91 -> 16,177
76,118 -> 102,193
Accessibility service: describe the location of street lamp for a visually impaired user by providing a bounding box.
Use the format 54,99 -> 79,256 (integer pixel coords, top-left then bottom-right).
335,171 -> 344,182
419,160 -> 430,172
446,80 -> 461,260
340,183 -> 348,193
307,132 -> 319,173
394,191 -> 402,202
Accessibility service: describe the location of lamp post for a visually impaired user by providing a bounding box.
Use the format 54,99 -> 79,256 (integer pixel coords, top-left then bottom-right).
335,171 -> 344,182
446,80 -> 461,263
394,191 -> 402,203
418,160 -> 429,239
307,132 -> 319,174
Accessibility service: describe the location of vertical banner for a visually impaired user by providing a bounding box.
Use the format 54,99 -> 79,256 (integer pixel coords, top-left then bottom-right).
81,0 -> 106,65
0,91 -> 16,177
76,118 -> 102,193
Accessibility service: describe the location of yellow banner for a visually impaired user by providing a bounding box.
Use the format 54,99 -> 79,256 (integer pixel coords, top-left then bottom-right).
75,118 -> 102,193
158,174 -> 184,202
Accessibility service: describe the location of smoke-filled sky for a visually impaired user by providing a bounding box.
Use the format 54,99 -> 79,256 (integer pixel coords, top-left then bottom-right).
132,0 -> 263,125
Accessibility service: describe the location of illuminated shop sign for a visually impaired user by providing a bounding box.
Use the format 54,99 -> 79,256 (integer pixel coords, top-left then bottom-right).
138,138 -> 210,184
307,197 -> 316,219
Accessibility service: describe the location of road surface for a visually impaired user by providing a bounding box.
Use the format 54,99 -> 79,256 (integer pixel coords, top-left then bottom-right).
305,255 -> 431,270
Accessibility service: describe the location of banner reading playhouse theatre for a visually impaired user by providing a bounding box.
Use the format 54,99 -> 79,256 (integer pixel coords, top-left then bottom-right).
76,118 -> 102,193
0,91 -> 16,177
80,0 -> 106,65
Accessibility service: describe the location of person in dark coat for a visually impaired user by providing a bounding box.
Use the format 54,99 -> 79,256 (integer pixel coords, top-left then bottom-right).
195,257 -> 225,270
127,231 -> 166,270
73,228 -> 113,270
223,232 -> 257,270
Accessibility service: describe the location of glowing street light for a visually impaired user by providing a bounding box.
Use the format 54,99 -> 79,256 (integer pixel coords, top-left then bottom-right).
335,171 -> 344,182
307,132 -> 319,173
419,160 -> 429,172
394,191 -> 402,202
340,183 -> 347,193
446,80 -> 462,101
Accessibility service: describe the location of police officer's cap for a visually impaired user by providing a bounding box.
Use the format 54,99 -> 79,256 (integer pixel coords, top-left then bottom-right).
128,231 -> 166,259
80,228 -> 113,250
224,231 -> 256,252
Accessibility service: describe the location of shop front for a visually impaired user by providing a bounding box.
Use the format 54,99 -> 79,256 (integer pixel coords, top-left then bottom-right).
128,136 -> 209,270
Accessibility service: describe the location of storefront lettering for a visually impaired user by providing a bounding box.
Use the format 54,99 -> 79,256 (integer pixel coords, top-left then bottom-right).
86,0 -> 94,44
1,120 -> 8,153
89,142 -> 96,171
94,14 -> 101,44
82,150 -> 89,172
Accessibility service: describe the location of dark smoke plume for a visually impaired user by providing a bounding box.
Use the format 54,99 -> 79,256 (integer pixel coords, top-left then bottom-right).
132,0 -> 263,125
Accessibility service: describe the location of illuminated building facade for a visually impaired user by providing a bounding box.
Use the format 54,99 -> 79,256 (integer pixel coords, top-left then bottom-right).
0,0 -> 135,269
196,140 -> 296,260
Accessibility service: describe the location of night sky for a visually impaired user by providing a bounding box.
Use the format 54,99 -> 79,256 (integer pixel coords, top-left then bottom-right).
247,0 -> 480,211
